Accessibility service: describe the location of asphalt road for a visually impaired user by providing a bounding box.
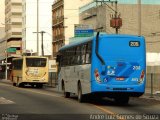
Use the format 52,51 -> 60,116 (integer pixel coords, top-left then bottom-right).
0,81 -> 160,120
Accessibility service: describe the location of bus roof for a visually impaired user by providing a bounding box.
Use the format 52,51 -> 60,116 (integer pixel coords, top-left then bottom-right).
13,56 -> 48,60
59,33 -> 144,51
59,36 -> 93,51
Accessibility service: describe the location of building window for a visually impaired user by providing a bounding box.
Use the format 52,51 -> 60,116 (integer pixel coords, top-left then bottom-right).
12,32 -> 22,35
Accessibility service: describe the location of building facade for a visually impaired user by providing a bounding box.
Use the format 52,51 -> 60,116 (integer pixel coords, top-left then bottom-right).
5,0 -> 23,61
22,0 -> 53,56
0,27 -> 6,61
51,0 -> 92,86
0,0 -> 5,28
0,39 -> 6,61
0,0 -> 6,61
52,0 -> 92,57
79,0 -> 160,65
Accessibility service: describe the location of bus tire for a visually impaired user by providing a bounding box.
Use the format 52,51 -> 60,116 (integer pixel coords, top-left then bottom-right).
62,82 -> 70,98
37,84 -> 43,88
31,84 -> 35,88
78,82 -> 85,103
19,83 -> 24,88
13,83 -> 16,86
114,96 -> 129,105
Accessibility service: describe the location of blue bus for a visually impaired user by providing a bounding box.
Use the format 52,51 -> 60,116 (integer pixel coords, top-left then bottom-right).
57,32 -> 146,104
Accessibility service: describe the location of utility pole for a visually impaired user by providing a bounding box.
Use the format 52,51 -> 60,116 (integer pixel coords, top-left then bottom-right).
40,31 -> 45,56
96,0 -> 98,31
33,31 -> 46,56
115,0 -> 118,34
5,41 -> 8,80
138,0 -> 141,36
95,0 -> 121,34
37,0 -> 39,56
95,0 -> 104,32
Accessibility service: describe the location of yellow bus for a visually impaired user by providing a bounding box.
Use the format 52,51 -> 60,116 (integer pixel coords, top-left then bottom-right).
11,56 -> 49,88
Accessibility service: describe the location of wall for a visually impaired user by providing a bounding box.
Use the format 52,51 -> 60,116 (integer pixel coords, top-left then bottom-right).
0,0 -> 5,27
80,3 -> 160,54
0,39 -> 6,60
64,0 -> 93,45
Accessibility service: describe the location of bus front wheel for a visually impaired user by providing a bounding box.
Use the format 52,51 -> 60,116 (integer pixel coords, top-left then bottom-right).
62,82 -> 70,98
13,83 -> 16,86
19,83 -> 24,87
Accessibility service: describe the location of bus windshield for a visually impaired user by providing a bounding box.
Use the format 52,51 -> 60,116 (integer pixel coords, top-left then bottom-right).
26,58 -> 46,67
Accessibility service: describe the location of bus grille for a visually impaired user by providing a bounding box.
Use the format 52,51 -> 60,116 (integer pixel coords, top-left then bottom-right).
113,88 -> 127,91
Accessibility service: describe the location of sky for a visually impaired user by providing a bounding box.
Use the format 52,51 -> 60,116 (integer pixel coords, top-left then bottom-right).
0,0 -> 5,27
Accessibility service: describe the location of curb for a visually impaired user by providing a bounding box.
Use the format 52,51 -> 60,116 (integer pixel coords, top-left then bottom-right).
42,86 -> 63,94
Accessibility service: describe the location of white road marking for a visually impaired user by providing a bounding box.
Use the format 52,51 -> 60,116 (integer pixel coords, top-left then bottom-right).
0,97 -> 15,104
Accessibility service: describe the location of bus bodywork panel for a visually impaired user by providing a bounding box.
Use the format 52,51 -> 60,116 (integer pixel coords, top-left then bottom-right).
22,57 -> 49,83
12,70 -> 23,84
91,35 -> 146,96
60,64 -> 91,94
12,56 -> 49,85
22,67 -> 49,83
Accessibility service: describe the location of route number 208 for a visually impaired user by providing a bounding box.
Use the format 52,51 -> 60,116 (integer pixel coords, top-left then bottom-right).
129,41 -> 140,47
133,66 -> 141,70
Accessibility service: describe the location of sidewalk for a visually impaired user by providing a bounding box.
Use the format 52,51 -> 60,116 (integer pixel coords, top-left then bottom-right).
141,88 -> 160,101
0,79 -> 62,94
1,79 -> 160,101
0,79 -> 11,84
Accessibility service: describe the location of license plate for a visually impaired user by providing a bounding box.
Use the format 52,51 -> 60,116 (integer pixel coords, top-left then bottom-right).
116,77 -> 124,81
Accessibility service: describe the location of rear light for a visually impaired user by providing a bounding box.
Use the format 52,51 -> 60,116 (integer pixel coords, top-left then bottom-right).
138,70 -> 145,84
116,77 -> 125,81
25,70 -> 29,76
118,63 -> 124,66
94,69 -> 101,83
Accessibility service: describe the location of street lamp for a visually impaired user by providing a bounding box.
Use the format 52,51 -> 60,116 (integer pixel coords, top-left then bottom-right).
33,0 -> 40,56
37,0 -> 39,56
138,0 -> 141,36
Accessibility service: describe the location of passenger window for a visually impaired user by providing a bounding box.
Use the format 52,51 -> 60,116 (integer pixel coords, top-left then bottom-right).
86,42 -> 92,64
82,44 -> 87,64
77,46 -> 82,64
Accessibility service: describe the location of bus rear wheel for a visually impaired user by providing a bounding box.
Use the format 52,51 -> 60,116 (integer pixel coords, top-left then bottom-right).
62,83 -> 70,98
36,84 -> 43,88
78,82 -> 85,103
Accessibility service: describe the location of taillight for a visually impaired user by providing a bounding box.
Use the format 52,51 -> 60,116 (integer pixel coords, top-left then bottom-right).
116,77 -> 125,81
138,70 -> 145,84
94,69 -> 101,83
25,70 -> 29,76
